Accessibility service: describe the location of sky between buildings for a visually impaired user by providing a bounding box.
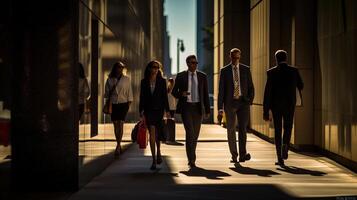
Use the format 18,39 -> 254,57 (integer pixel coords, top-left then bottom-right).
164,0 -> 196,74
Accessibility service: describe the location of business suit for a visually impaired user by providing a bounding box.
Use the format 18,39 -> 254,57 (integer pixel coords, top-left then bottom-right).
139,77 -> 169,141
218,63 -> 254,161
172,70 -> 210,165
263,62 -> 303,162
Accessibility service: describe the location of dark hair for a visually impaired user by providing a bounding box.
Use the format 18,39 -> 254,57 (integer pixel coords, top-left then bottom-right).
109,61 -> 125,78
144,60 -> 163,80
186,55 -> 197,64
79,63 -> 85,78
275,50 -> 288,63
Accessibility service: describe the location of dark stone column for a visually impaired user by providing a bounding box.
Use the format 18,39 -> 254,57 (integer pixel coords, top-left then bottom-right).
224,0 -> 250,65
11,1 -> 79,191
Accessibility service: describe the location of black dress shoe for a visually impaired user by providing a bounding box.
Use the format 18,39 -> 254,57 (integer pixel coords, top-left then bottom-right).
282,144 -> 289,160
157,155 -> 163,164
275,160 -> 285,166
150,163 -> 157,170
188,162 -> 196,169
239,153 -> 251,162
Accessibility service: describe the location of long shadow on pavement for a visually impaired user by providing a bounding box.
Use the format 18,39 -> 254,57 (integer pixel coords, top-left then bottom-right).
180,167 -> 231,180
230,163 -> 281,177
277,165 -> 327,176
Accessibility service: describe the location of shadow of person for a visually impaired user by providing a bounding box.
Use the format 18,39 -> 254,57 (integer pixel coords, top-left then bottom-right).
230,163 -> 280,177
277,165 -> 327,176
165,141 -> 184,146
180,167 -> 231,180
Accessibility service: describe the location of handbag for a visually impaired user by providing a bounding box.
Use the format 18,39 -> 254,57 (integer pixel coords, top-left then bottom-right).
103,77 -> 121,114
137,118 -> 148,149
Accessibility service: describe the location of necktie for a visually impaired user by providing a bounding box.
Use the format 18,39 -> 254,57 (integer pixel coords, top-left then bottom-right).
233,66 -> 240,98
191,72 -> 196,102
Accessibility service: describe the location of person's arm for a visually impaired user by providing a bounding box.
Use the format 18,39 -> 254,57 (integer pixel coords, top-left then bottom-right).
171,75 -> 181,99
296,69 -> 304,91
139,80 -> 144,116
247,68 -> 255,105
163,79 -> 170,113
127,77 -> 133,104
104,78 -> 110,99
217,68 -> 225,111
263,71 -> 272,120
203,74 -> 210,114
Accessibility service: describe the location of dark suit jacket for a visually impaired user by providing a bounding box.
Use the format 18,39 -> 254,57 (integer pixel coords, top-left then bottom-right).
172,70 -> 210,115
139,77 -> 169,114
263,63 -> 304,116
218,63 -> 255,110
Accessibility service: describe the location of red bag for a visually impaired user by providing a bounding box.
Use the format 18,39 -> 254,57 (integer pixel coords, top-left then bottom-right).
137,119 -> 148,149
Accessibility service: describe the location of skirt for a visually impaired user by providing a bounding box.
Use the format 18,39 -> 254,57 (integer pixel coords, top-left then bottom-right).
144,109 -> 166,141
111,102 -> 129,121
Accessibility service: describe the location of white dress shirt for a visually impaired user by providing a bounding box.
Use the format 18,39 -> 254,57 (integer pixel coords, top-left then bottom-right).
187,70 -> 199,103
104,75 -> 133,104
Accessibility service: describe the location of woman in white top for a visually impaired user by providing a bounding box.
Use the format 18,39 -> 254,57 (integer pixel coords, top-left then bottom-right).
79,63 -> 90,121
104,61 -> 133,156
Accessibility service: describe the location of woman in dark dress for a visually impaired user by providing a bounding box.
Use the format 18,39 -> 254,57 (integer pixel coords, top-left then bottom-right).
139,60 -> 170,170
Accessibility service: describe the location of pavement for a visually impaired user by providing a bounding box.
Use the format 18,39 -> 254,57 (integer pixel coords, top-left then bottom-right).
69,124 -> 357,200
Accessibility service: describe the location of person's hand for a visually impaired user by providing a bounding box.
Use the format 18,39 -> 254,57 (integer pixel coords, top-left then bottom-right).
217,110 -> 224,125
182,91 -> 190,97
165,112 -> 171,119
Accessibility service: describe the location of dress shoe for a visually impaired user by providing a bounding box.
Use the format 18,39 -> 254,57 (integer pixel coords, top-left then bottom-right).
239,153 -> 251,162
188,162 -> 196,169
275,159 -> 285,166
282,144 -> 289,160
150,163 -> 157,170
157,154 -> 163,164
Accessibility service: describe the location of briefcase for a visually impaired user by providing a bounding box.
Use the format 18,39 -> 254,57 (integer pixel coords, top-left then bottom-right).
164,118 -> 176,142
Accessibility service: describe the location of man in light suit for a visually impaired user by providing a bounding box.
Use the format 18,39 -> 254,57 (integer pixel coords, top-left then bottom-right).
263,50 -> 303,166
172,55 -> 210,169
218,48 -> 255,163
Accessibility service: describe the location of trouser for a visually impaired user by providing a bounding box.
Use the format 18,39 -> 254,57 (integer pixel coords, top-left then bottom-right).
225,102 -> 250,159
181,103 -> 202,163
272,108 -> 295,160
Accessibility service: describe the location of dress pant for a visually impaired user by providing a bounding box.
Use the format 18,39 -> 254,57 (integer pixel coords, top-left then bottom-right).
181,102 -> 202,164
225,99 -> 250,159
272,107 -> 295,160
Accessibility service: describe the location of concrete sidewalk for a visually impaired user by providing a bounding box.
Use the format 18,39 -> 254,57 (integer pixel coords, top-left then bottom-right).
70,124 -> 357,200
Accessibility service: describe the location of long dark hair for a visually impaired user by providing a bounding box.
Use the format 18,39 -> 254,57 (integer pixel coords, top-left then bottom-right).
144,60 -> 163,80
79,63 -> 86,78
109,61 -> 125,78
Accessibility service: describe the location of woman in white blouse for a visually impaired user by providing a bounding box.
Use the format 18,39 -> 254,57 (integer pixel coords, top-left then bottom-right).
104,61 -> 133,156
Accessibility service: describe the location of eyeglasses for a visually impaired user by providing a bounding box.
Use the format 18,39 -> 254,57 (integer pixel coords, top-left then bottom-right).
189,61 -> 198,64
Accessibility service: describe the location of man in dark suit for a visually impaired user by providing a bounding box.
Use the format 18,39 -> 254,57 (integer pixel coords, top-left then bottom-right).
172,55 -> 210,169
218,48 -> 255,163
263,50 -> 304,166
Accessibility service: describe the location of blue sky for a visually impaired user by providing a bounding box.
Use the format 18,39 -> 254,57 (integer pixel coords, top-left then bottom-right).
164,0 -> 196,74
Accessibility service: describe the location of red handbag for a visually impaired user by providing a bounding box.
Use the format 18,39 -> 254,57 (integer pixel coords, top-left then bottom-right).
137,118 -> 148,149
